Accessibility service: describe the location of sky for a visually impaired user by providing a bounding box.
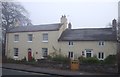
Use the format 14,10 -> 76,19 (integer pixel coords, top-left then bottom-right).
16,0 -> 120,29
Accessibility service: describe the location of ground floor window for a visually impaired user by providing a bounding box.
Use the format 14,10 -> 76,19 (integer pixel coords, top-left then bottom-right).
85,49 -> 93,58
42,48 -> 48,58
98,52 -> 104,60
68,51 -> 73,59
14,48 -> 18,57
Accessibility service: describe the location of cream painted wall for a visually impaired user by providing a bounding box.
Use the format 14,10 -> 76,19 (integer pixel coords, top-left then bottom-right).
6,30 -> 61,60
59,41 -> 117,59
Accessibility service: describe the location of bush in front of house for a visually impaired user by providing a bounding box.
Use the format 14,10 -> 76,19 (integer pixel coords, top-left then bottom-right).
103,55 -> 117,64
52,55 -> 70,64
78,56 -> 100,64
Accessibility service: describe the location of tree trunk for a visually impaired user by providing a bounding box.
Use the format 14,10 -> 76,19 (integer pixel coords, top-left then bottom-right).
2,31 -> 7,62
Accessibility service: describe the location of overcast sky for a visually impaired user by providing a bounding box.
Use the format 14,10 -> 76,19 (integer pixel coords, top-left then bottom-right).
17,0 -> 119,29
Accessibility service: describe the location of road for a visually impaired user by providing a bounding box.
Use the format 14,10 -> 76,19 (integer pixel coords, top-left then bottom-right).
2,68 -> 62,77
2,68 -> 48,75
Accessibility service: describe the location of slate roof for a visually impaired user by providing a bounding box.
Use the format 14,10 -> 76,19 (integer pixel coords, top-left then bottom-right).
58,28 -> 117,41
8,23 -> 63,33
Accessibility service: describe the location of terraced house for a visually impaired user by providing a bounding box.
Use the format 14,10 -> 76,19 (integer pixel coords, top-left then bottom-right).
6,16 -> 117,61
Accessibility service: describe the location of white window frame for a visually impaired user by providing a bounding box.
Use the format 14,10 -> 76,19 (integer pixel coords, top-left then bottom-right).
27,34 -> 33,42
42,48 -> 48,58
68,51 -> 74,59
98,52 -> 105,60
68,41 -> 73,46
42,33 -> 48,42
81,51 -> 85,57
85,49 -> 93,58
99,41 -> 105,46
14,48 -> 18,58
14,34 -> 19,42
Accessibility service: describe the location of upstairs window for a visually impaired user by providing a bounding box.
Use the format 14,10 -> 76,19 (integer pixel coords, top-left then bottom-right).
69,41 -> 73,45
43,33 -> 48,42
28,34 -> 33,42
99,41 -> 105,46
14,34 -> 19,42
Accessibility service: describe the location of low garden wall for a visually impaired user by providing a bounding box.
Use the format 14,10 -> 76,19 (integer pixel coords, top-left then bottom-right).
79,64 -> 118,74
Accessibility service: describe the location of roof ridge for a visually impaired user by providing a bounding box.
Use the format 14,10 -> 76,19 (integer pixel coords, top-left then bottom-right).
70,27 -> 112,30
33,23 -> 62,26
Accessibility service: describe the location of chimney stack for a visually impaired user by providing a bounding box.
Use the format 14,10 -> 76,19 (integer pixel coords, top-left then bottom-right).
60,15 -> 67,24
60,15 -> 68,31
68,22 -> 72,29
112,19 -> 117,31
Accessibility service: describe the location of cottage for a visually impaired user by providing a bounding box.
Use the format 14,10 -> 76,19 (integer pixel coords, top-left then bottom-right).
6,16 -> 117,61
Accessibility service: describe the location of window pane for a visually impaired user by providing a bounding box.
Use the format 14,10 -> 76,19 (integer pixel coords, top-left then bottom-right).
69,41 -> 73,45
68,52 -> 73,58
71,52 -> 73,57
68,52 -> 70,58
98,52 -> 104,59
101,52 -> 104,59
42,48 -> 48,57
43,33 -> 48,41
14,48 -> 18,56
28,34 -> 32,41
98,52 -> 101,58
86,53 -> 91,58
14,35 -> 19,41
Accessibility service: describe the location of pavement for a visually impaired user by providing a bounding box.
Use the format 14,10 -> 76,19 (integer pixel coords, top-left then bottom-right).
2,63 -> 119,76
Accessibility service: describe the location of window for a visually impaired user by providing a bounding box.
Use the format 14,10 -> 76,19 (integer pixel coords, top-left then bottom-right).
99,41 -> 105,46
42,48 -> 48,58
14,34 -> 19,42
43,33 -> 48,42
98,52 -> 104,60
68,51 -> 73,58
85,49 -> 93,58
14,48 -> 18,57
69,41 -> 73,45
82,51 -> 85,56
28,34 -> 33,42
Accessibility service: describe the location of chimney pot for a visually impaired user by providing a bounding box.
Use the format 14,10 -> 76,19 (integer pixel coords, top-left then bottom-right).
112,19 -> 117,31
68,22 -> 72,29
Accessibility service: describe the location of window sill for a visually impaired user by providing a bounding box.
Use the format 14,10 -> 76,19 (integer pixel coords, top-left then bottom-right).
14,41 -> 19,42
14,56 -> 18,58
42,41 -> 48,43
98,58 -> 104,60
27,41 -> 32,42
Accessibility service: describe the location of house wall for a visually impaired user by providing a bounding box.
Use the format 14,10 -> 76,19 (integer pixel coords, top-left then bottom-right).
6,29 -> 117,60
59,41 -> 117,59
6,30 -> 61,60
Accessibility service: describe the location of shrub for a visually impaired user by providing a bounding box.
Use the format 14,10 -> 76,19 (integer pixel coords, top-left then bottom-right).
78,56 -> 100,64
52,55 -> 70,64
21,57 -> 27,63
47,55 -> 52,60
31,57 -> 36,62
103,55 -> 117,64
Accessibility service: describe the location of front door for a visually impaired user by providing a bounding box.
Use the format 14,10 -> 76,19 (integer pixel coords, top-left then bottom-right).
28,48 -> 32,61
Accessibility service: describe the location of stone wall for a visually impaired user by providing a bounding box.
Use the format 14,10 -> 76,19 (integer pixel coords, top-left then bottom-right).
79,64 -> 118,74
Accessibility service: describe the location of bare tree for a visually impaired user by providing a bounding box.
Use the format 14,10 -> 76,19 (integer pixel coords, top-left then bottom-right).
2,1 -> 31,57
117,22 -> 120,74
